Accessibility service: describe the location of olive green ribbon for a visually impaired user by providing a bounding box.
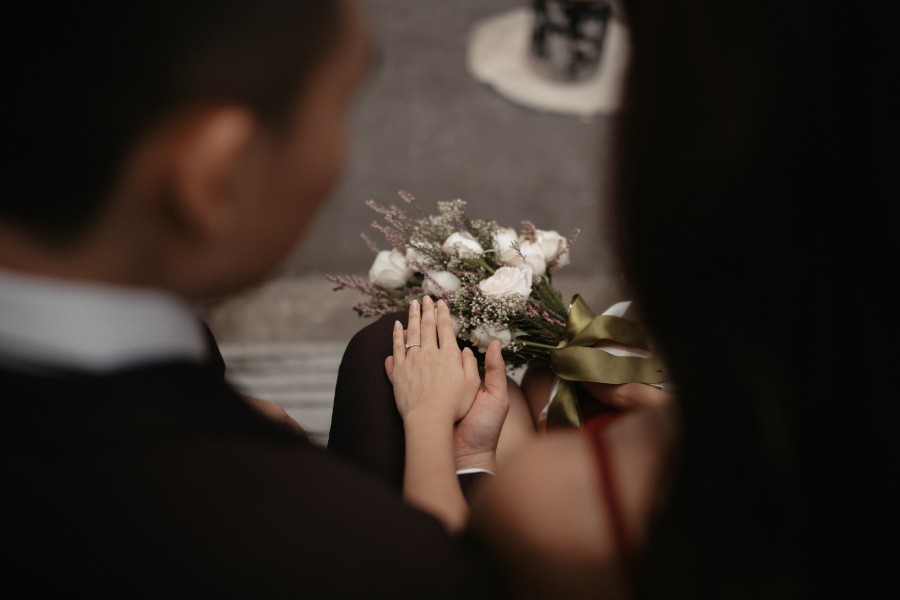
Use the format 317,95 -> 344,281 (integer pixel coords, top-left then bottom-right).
546,295 -> 668,428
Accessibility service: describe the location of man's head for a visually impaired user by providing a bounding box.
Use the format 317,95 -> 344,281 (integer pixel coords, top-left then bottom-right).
3,0 -> 371,298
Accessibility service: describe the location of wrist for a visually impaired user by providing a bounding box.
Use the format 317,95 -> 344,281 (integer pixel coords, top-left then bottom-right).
455,450 -> 497,474
401,398 -> 459,426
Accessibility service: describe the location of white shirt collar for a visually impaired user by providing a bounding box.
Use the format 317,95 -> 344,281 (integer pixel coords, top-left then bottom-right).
0,268 -> 209,373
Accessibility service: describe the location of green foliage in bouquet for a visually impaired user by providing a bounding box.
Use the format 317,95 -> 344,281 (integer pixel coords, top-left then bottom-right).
327,191 -> 579,370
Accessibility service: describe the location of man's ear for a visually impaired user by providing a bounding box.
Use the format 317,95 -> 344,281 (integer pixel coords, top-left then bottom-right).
162,107 -> 258,241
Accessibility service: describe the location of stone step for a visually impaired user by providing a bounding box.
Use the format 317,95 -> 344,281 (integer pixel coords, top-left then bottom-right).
219,341 -> 347,447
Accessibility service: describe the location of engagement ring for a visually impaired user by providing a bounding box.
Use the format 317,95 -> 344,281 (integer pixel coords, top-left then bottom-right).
405,343 -> 420,350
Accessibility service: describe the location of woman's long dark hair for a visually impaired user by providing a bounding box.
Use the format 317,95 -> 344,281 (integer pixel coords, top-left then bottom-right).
612,1 -> 898,597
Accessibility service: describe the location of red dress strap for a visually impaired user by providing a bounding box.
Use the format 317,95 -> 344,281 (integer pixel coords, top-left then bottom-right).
583,413 -> 634,573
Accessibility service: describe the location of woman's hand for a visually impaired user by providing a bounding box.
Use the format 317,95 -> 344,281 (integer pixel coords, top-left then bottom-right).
386,296 -> 481,424
578,341 -> 675,410
521,359 -> 675,427
384,296 -> 482,533
580,381 -> 674,410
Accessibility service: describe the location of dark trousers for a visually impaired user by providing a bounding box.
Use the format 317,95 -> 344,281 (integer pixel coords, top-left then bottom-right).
327,313 -> 408,490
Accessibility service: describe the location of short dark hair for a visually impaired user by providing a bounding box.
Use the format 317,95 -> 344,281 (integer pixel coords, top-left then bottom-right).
4,0 -> 341,243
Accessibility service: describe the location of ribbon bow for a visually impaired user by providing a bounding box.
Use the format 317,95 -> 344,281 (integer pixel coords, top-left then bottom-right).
546,295 -> 668,427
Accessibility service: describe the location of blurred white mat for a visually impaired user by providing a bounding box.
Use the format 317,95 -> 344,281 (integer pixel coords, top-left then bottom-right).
466,7 -> 630,119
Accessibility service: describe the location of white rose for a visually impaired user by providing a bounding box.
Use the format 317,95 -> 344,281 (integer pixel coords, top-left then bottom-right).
368,248 -> 413,289
535,229 -> 570,268
493,232 -> 547,276
493,227 -> 521,265
441,231 -> 483,258
493,239 -> 547,277
404,247 -> 430,270
478,266 -> 533,299
422,270 -> 461,297
469,324 -> 513,352
516,240 -> 547,277
551,245 -> 570,268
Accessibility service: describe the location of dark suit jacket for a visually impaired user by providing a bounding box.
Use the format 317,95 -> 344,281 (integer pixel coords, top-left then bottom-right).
1,342 -> 503,598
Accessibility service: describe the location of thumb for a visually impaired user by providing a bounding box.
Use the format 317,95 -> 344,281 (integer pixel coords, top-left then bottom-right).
483,341 -> 508,396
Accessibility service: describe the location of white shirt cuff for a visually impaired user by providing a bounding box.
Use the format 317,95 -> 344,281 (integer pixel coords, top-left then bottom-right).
455,467 -> 495,476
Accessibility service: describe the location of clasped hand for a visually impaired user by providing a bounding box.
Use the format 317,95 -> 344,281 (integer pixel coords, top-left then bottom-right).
386,296 -> 509,470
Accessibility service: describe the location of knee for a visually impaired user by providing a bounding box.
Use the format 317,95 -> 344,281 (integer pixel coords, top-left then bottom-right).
340,312 -> 408,367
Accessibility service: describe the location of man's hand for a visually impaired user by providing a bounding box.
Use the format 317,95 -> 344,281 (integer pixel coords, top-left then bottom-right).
243,394 -> 307,437
453,340 -> 509,473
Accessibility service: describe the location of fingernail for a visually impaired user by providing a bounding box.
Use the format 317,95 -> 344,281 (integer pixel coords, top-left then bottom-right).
394,320 -> 402,330
410,299 -> 418,308
436,299 -> 446,308
423,296 -> 432,305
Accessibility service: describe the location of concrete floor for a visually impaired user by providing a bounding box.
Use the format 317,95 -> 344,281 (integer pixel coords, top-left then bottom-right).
197,0 -> 629,443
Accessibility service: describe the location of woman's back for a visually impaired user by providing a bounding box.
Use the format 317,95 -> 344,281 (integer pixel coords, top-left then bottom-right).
471,402 -> 679,599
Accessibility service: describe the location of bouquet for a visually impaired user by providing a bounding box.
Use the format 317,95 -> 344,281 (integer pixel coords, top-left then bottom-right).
327,191 -> 578,371
328,191 -> 668,427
